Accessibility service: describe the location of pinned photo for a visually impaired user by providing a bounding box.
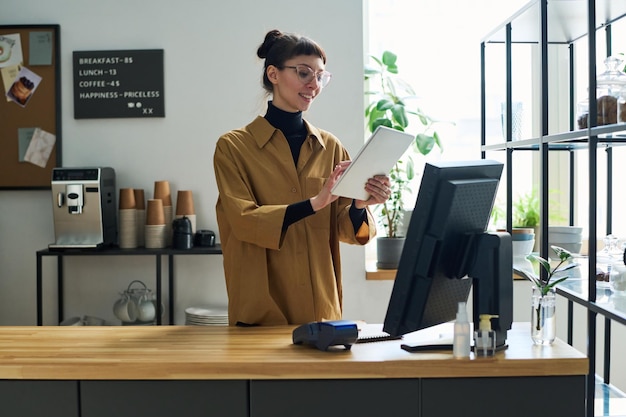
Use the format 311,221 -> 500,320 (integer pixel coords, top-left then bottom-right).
24,128 -> 56,168
6,66 -> 42,107
0,33 -> 23,68
1,64 -> 21,102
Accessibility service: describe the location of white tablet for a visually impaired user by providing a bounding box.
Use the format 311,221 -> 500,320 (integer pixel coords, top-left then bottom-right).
331,125 -> 415,200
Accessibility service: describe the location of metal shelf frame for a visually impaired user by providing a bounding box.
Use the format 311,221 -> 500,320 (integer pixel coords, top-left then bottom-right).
481,1 -> 626,415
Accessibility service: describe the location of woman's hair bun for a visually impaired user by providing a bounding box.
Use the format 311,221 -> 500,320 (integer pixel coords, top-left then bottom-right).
257,29 -> 282,59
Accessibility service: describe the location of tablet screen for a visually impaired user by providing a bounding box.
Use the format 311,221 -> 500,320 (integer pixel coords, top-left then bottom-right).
331,126 -> 414,200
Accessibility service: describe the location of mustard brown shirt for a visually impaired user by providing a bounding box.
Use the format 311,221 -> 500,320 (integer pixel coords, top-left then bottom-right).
214,116 -> 376,325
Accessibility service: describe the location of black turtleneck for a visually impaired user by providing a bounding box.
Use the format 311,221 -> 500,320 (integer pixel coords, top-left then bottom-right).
263,101 -> 366,232
264,101 -> 308,165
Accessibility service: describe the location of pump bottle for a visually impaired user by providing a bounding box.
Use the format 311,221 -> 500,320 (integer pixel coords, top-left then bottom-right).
453,301 -> 470,359
474,314 -> 498,357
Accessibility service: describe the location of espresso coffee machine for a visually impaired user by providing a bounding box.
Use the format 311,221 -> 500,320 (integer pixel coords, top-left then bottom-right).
49,167 -> 117,249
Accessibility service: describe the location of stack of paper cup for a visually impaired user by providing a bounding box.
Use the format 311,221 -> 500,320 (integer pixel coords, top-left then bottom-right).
118,188 -> 137,249
175,190 -> 196,234
145,198 -> 166,248
134,188 -> 146,247
154,180 -> 173,246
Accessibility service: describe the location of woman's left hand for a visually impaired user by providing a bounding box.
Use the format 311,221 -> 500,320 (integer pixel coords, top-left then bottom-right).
354,175 -> 391,209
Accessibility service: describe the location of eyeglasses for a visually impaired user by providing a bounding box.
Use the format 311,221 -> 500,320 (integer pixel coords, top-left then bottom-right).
279,64 -> 332,88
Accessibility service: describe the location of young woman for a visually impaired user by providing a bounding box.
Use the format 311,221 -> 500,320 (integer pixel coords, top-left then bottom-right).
213,29 -> 391,326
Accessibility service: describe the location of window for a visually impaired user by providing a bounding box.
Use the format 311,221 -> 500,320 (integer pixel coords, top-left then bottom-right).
366,0 -> 530,270
367,0 -> 626,266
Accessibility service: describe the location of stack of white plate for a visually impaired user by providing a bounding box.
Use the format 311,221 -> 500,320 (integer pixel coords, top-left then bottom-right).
185,306 -> 228,326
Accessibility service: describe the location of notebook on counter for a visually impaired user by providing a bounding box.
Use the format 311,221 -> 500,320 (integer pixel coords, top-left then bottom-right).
331,126 -> 414,201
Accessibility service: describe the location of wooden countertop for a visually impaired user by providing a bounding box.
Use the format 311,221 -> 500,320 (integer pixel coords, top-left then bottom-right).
0,323 -> 587,381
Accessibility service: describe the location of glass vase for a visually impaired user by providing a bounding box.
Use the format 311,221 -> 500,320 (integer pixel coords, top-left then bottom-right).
531,286 -> 556,345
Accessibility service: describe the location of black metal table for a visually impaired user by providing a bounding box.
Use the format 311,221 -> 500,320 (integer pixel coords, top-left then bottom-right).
36,245 -> 222,325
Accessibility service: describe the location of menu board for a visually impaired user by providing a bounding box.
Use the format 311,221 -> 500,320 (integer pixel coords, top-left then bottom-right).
73,49 -> 164,119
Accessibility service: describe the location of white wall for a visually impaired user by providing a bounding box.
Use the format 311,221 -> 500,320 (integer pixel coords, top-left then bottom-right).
0,0 -> 391,326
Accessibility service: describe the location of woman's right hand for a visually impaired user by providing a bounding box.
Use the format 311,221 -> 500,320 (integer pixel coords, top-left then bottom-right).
310,161 -> 350,212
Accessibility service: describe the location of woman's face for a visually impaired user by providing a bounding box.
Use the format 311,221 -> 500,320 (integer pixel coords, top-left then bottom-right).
267,55 -> 326,113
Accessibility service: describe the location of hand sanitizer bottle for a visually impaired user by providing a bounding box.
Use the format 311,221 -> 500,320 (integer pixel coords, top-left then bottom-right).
474,314 -> 498,357
453,301 -> 470,359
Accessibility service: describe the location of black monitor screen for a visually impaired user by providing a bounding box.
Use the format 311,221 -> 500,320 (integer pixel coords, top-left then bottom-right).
383,159 -> 504,337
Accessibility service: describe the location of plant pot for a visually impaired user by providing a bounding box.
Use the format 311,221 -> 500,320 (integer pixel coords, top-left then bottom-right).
502,228 -> 535,271
531,286 -> 556,345
376,237 -> 405,269
532,225 -> 541,252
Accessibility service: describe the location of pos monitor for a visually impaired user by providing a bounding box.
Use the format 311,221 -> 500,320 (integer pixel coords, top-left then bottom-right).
383,159 -> 512,350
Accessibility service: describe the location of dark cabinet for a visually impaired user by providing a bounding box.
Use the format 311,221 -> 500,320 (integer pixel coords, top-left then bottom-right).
0,381 -> 79,417
80,380 -> 247,417
0,376 -> 586,417
421,376 -> 585,417
249,379 -> 420,417
248,376 -> 585,417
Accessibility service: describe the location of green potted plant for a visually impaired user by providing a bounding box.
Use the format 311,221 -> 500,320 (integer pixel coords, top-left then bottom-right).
525,246 -> 573,345
490,191 -> 540,232
511,189 -> 572,254
512,189 -> 541,255
364,51 -> 442,268
513,190 -> 540,229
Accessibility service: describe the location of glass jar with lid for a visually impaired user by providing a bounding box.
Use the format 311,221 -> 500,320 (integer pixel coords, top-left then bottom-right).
610,262 -> 626,294
577,56 -> 626,129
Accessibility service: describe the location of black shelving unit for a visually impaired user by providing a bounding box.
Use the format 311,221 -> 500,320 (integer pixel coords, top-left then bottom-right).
36,245 -> 222,326
480,1 -> 626,416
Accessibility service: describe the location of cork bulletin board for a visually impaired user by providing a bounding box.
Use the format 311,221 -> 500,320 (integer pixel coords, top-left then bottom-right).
0,24 -> 61,190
